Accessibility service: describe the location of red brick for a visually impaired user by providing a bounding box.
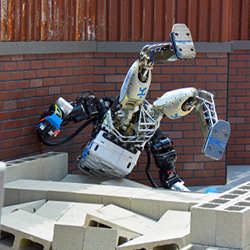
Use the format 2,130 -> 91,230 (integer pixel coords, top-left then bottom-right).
0,72 -> 11,81
2,81 -> 17,90
37,69 -> 50,78
3,101 -> 17,110
48,69 -> 59,77
106,58 -> 126,66
217,59 -> 228,66
30,79 -> 43,87
105,75 -> 124,83
184,162 -> 204,170
17,80 -> 30,88
2,120 -> 16,129
89,75 -> 105,82
173,75 -> 195,82
43,78 -> 55,86
89,58 -> 105,66
11,71 -> 23,80
206,67 -> 227,74
0,111 -> 9,120
230,61 -> 248,68
194,170 -> 215,177
207,53 -> 227,58
196,75 -> 217,82
31,61 -> 43,69
42,60 -> 55,68
23,70 -> 37,79
49,87 -> 61,95
36,88 -> 49,96
94,67 -> 116,74
23,89 -> 36,98
230,75 -> 246,82
196,59 -> 217,66
4,62 -> 17,71
161,67 -> 184,74
59,68 -> 73,76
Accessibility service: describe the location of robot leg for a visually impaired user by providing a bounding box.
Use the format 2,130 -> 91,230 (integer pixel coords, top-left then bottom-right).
150,130 -> 189,191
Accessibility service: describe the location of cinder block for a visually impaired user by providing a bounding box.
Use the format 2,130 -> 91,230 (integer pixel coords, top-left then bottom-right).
84,204 -> 156,243
4,152 -> 68,183
61,174 -> 152,189
0,209 -> 55,250
191,181 -> 250,249
182,243 -> 236,250
53,224 -> 117,250
4,179 -> 215,220
36,200 -> 103,222
2,199 -> 46,215
117,210 -> 191,250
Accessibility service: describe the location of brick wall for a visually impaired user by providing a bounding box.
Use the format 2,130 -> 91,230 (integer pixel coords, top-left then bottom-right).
0,50 -> 245,187
227,50 -> 250,165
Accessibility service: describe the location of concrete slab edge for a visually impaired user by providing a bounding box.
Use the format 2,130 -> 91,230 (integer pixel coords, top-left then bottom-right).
0,41 -> 249,56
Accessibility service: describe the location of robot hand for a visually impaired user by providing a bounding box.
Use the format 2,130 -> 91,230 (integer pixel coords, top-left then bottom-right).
38,102 -> 65,138
139,24 -> 196,67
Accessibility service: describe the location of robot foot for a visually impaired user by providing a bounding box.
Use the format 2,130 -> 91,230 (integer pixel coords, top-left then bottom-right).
203,120 -> 231,160
170,23 -> 196,59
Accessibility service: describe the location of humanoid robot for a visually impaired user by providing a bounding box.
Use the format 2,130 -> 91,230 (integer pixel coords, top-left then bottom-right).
37,24 -> 230,191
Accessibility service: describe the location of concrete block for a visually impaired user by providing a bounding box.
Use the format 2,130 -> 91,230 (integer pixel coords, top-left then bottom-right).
191,181 -> 250,249
36,200 -> 103,222
117,210 -> 191,250
85,204 -> 156,234
182,244 -> 236,250
53,224 -> 117,250
0,209 -> 55,250
4,152 -> 68,183
4,179 -> 215,220
61,174 -> 152,189
2,199 -> 46,215
84,204 -> 156,243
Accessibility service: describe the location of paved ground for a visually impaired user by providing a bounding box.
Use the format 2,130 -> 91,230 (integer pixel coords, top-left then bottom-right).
188,165 -> 250,193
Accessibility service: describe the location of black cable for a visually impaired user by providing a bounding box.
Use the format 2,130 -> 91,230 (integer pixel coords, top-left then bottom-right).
145,147 -> 158,188
37,117 -> 95,146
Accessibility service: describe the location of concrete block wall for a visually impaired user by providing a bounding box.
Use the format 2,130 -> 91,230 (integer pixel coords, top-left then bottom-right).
4,179 -> 216,219
0,201 -> 104,250
0,51 -> 236,187
4,152 -> 68,183
191,181 -> 250,249
0,200 -> 191,250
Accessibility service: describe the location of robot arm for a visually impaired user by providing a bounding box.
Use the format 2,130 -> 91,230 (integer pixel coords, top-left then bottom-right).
37,94 -> 108,142
152,87 -> 230,160
118,23 -> 196,128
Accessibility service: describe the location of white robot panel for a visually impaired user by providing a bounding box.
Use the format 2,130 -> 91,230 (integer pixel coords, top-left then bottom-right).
78,130 -> 141,178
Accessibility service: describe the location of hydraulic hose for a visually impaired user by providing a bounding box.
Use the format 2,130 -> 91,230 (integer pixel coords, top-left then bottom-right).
37,117 -> 95,146
145,147 -> 158,188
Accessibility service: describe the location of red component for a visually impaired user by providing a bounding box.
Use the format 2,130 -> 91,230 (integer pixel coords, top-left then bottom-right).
54,130 -> 60,136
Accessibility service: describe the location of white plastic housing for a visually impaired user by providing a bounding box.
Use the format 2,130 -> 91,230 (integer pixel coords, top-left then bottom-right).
79,131 -> 141,178
153,87 -> 197,119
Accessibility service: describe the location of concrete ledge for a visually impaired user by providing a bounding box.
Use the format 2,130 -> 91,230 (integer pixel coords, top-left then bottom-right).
4,152 -> 68,183
4,179 -> 216,220
84,204 -> 156,242
53,225 -> 118,250
118,210 -> 191,250
1,209 -> 55,250
0,40 -> 249,56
